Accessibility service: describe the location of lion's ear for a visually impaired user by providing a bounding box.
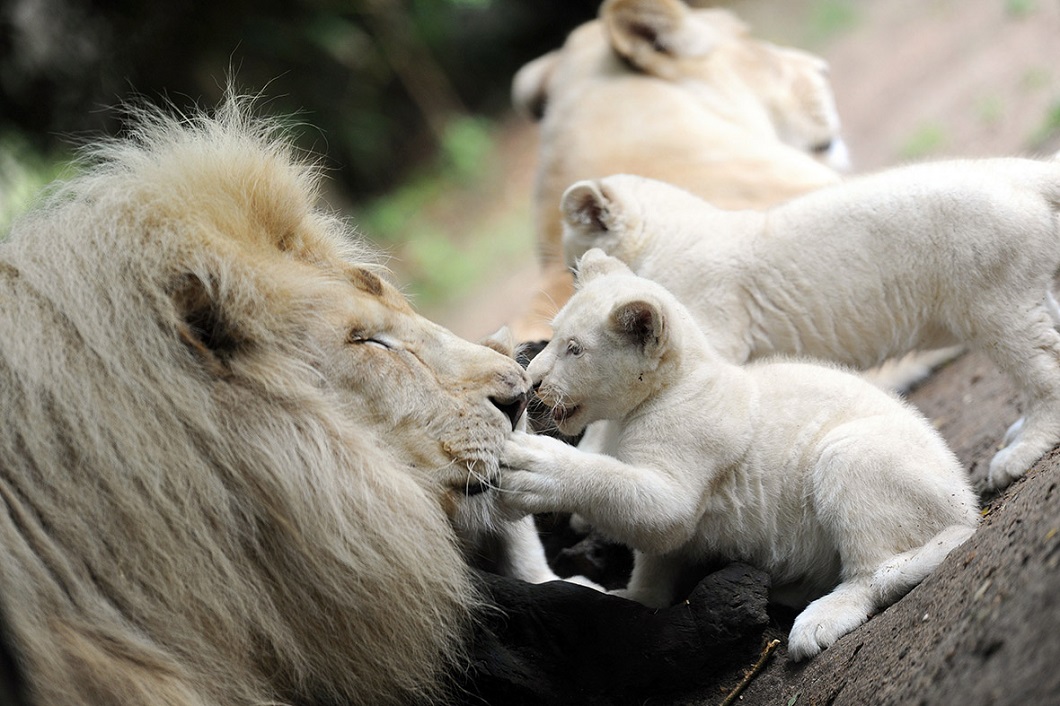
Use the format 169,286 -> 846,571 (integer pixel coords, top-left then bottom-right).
574,248 -> 631,286
610,298 -> 665,355
171,272 -> 248,367
602,0 -> 718,76
512,50 -> 559,121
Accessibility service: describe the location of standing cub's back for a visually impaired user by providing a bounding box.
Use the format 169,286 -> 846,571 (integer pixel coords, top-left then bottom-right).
561,162 -> 1060,488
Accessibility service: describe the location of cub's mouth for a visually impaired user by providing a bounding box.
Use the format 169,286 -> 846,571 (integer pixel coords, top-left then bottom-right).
552,404 -> 580,425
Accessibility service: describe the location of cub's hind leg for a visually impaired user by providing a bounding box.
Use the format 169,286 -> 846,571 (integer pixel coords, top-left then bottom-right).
788,523 -> 976,661
787,577 -> 874,661
790,422 -> 977,660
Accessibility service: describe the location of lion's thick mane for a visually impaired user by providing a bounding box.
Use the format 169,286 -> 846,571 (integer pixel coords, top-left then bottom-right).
0,97 -> 477,705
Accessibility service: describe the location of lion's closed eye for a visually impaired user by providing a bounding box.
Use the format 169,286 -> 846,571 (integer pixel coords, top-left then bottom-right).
347,330 -> 397,350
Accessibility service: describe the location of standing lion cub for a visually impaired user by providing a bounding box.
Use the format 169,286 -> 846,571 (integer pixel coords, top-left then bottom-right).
562,160 -> 1060,489
500,250 -> 979,661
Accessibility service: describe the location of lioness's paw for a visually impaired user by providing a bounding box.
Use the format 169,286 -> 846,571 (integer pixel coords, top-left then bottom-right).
788,600 -> 869,661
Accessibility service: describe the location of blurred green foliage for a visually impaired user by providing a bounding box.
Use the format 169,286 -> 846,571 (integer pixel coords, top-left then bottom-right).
0,0 -> 597,199
898,122 -> 948,160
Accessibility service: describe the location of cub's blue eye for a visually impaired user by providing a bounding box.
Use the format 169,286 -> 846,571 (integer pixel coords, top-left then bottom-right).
566,340 -> 583,357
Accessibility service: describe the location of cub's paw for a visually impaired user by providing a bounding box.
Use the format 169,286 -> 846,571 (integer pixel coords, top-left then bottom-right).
987,439 -> 1040,491
496,466 -> 559,515
788,597 -> 870,661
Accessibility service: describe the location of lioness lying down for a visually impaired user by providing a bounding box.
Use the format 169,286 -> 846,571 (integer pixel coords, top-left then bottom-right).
510,0 -> 844,340
501,250 -> 979,660
562,162 -> 1060,490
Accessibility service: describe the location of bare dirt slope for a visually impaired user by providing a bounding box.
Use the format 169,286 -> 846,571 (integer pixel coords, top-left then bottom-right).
436,0 -> 1060,703
673,2 -> 1060,703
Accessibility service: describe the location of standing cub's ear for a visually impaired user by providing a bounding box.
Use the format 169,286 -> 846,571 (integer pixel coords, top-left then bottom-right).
601,0 -> 719,77
512,50 -> 559,121
561,180 -> 624,266
611,298 -> 665,355
480,325 -> 516,357
573,248 -> 632,286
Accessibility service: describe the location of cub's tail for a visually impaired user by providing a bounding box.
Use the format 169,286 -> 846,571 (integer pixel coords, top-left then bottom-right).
869,524 -> 976,607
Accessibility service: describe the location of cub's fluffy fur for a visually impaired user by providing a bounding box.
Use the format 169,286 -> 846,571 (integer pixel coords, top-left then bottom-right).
562,164 -> 1060,488
510,0 -> 844,340
501,250 -> 978,660
0,97 -> 532,705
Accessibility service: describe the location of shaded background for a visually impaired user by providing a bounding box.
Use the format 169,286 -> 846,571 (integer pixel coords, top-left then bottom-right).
2,0 -> 1059,335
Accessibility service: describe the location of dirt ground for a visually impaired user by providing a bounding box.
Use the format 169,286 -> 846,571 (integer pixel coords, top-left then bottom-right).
432,0 -> 1060,703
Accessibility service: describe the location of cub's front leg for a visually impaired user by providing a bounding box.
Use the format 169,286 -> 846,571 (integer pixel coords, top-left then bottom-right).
499,431 -> 603,516
500,431 -> 699,557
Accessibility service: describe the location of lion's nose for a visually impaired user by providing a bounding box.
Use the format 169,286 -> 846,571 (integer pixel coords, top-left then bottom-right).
491,391 -> 529,431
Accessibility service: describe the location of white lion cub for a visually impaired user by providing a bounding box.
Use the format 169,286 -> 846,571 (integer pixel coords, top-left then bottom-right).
561,161 -> 1060,489
500,250 -> 978,660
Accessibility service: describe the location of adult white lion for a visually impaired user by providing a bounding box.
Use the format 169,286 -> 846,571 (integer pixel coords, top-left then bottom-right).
0,96 -> 534,706
510,0 -> 845,340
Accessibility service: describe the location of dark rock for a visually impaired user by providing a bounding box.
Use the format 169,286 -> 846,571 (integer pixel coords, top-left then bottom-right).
457,563 -> 771,705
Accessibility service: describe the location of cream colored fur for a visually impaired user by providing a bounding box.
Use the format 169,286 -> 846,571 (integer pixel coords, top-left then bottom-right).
0,96 -> 534,705
500,250 -> 979,660
510,0 -> 844,340
563,165 -> 1060,489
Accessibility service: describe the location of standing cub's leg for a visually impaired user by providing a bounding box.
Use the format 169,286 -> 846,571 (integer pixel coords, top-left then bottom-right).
965,300 -> 1060,488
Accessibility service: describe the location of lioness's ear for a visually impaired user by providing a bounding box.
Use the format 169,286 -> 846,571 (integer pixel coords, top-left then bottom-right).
602,0 -> 717,76
171,272 -> 249,368
575,248 -> 631,286
610,298 -> 665,354
512,50 -> 559,121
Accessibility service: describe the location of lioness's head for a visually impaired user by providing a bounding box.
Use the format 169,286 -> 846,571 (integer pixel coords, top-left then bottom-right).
527,249 -> 679,436
513,0 -> 848,170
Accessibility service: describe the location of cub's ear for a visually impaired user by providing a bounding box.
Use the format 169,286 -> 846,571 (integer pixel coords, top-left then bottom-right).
574,248 -> 632,286
601,0 -> 718,76
561,180 -> 615,234
512,50 -> 559,121
171,272 -> 249,369
480,325 -> 516,358
610,298 -> 665,354
561,179 -> 624,266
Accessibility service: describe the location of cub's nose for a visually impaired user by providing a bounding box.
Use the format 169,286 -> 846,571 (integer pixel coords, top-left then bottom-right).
491,391 -> 529,431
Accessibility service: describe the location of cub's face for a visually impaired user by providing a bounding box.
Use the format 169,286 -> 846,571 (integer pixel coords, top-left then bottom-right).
312,267 -> 532,516
527,252 -> 670,435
